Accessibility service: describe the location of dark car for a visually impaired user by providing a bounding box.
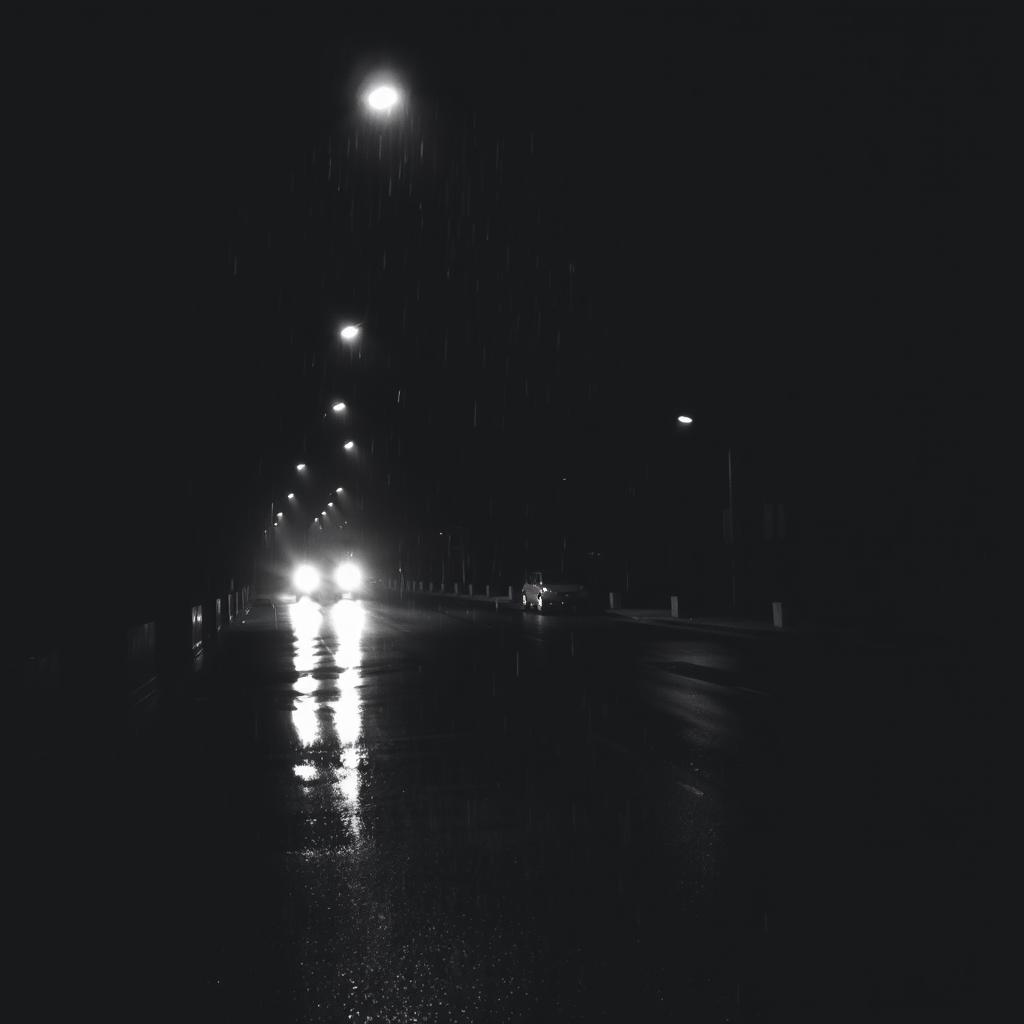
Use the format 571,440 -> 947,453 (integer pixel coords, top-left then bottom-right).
521,570 -> 590,613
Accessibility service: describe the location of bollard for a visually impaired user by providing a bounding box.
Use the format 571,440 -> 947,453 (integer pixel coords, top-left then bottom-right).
485,584 -> 491,598
507,585 -> 514,600
428,582 -> 434,593
608,592 -> 621,610
670,595 -> 680,618
468,583 -> 474,596
772,601 -> 784,628
453,582 -> 460,595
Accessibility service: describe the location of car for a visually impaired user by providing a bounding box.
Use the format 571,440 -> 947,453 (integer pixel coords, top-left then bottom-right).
521,570 -> 590,613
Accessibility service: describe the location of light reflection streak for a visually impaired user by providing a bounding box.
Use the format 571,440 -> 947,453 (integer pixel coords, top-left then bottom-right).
289,599 -> 368,841
289,597 -> 324,674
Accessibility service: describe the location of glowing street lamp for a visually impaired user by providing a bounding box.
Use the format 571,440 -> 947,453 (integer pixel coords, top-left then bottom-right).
287,492 -> 295,500
343,441 -> 355,450
339,324 -> 360,342
335,487 -> 344,494
677,415 -> 694,424
296,463 -> 307,471
332,401 -> 347,412
364,82 -> 401,115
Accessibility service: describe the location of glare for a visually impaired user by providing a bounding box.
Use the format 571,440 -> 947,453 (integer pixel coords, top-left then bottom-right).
328,501 -> 334,507
339,324 -> 360,341
365,83 -> 400,113
292,696 -> 320,748
332,401 -> 347,412
296,463 -> 306,471
335,562 -> 363,592
276,512 -> 284,518
344,441 -> 355,450
335,487 -> 343,493
329,598 -> 365,669
287,492 -> 295,499
677,415 -> 694,424
293,563 -> 321,594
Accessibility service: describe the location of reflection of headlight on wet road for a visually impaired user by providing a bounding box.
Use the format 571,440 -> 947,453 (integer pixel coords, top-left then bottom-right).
293,563 -> 321,593
335,562 -> 363,591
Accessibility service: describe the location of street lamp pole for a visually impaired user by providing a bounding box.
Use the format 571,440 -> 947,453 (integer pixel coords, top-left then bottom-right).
727,445 -> 736,612
679,414 -> 738,612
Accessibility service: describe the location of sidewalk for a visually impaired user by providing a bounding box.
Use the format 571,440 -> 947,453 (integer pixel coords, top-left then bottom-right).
378,584 -> 798,641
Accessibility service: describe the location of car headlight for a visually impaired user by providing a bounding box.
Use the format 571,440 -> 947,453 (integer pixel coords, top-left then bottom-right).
335,562 -> 363,591
293,564 -> 321,594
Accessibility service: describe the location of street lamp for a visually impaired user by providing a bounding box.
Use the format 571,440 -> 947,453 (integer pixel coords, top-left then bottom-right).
363,82 -> 401,115
343,441 -> 355,450
332,401 -> 347,412
296,463 -> 307,471
677,414 -> 736,611
339,324 -> 360,342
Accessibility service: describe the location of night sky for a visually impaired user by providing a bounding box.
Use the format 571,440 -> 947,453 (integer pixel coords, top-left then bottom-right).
13,4 -> 996,642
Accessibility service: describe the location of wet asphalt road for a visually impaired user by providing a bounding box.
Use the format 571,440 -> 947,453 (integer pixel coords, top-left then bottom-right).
23,591 -> 980,1021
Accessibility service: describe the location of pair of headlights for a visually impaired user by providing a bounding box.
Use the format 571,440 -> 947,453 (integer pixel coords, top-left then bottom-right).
293,562 -> 363,593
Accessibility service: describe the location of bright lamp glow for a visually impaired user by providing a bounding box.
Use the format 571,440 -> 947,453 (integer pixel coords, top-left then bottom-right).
296,463 -> 307,471
335,487 -> 343,493
339,324 -> 360,341
365,84 -> 400,112
332,402 -> 347,412
336,562 -> 363,591
293,564 -> 321,594
344,441 -> 355,450
677,415 -> 693,424
287,492 -> 295,499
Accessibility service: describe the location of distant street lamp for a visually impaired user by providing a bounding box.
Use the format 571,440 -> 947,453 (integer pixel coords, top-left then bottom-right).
287,492 -> 295,500
296,463 -> 307,471
343,441 -> 355,450
339,324 -> 360,342
332,401 -> 347,412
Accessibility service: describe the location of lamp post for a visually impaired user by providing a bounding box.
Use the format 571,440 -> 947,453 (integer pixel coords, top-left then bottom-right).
678,414 -> 737,612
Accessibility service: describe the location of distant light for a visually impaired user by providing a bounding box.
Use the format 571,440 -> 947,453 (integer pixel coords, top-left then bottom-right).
332,401 -> 347,412
296,463 -> 307,470
328,502 -> 334,507
287,493 -> 295,499
335,487 -> 343,493
344,441 -> 355,450
365,83 -> 400,113
677,415 -> 694,424
276,512 -> 284,518
339,324 -> 360,341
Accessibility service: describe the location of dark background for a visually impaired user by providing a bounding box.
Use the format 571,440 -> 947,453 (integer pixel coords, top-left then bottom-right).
12,2 -> 997,652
